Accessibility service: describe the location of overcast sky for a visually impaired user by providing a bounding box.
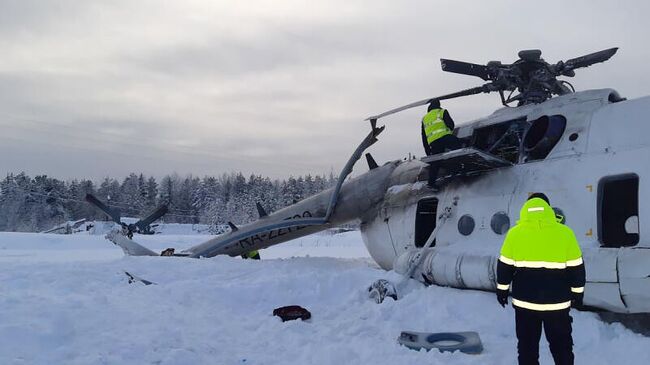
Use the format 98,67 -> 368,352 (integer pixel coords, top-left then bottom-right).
1,0 -> 649,181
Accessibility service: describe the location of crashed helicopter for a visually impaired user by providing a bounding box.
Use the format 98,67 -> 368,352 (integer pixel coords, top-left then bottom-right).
89,47 -> 650,314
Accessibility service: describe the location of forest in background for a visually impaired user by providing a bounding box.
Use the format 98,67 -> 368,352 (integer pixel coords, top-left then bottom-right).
0,172 -> 337,233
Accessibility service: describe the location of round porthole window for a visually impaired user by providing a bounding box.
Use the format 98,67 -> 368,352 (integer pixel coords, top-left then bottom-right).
491,212 -> 510,235
458,215 -> 475,236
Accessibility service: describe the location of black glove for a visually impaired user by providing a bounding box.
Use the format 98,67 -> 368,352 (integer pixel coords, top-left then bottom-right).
497,290 -> 508,308
572,292 -> 584,309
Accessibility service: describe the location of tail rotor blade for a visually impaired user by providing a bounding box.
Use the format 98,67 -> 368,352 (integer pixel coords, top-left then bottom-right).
85,194 -> 122,224
134,205 -> 169,232
440,59 -> 490,81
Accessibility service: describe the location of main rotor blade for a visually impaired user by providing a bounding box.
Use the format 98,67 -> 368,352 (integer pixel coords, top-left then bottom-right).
365,97 -> 432,121
134,204 -> 169,231
85,194 -> 122,224
564,47 -> 618,70
365,85 -> 491,121
440,59 -> 490,81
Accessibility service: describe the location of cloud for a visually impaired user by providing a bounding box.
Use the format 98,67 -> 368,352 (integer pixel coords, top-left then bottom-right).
1,0 -> 649,180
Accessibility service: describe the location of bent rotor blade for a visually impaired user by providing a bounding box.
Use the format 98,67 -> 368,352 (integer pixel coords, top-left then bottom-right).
365,85 -> 490,121
564,47 -> 618,70
106,231 -> 159,256
440,59 -> 490,81
85,194 -> 122,224
365,97 -> 433,121
134,204 -> 169,232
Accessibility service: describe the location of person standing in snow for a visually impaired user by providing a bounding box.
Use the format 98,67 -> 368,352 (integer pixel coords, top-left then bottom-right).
496,193 -> 585,365
421,99 -> 461,189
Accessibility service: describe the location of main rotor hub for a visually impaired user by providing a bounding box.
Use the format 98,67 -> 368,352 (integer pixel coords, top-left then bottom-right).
440,47 -> 618,106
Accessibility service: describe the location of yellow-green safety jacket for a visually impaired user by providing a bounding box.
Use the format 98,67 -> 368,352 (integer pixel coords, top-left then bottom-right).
242,250 -> 260,260
422,108 -> 452,145
496,198 -> 586,311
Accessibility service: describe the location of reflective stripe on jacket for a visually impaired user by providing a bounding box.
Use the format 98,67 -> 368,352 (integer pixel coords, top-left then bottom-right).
422,108 -> 451,144
496,198 -> 586,311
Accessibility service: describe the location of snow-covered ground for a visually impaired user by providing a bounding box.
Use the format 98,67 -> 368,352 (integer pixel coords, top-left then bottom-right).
0,231 -> 649,364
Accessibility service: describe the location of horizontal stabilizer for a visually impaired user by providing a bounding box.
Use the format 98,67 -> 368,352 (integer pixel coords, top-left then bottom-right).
106,231 -> 159,256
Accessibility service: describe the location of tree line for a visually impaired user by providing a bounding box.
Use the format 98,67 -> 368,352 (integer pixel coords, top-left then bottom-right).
0,172 -> 337,233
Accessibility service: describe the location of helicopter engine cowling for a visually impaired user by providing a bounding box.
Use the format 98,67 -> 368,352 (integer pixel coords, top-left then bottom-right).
523,115 -> 567,161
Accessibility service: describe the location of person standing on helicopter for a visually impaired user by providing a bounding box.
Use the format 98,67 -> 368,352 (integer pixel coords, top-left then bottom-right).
421,99 -> 462,189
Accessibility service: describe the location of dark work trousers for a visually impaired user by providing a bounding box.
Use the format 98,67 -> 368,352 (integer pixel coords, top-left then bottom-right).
515,308 -> 574,365
427,134 -> 462,187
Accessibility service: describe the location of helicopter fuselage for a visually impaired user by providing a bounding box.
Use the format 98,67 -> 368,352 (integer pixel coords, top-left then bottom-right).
115,87 -> 650,314
360,88 -> 650,313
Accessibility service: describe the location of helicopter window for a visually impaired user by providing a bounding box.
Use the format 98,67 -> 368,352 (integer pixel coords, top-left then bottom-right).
598,174 -> 639,247
415,198 -> 438,247
471,118 -> 528,164
458,215 -> 475,236
522,115 -> 567,162
490,212 -> 510,235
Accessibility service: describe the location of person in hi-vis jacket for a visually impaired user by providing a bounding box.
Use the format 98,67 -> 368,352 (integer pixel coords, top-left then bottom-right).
497,193 -> 585,365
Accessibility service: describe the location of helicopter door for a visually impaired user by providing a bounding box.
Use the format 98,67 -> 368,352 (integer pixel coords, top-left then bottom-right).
415,198 -> 438,247
598,174 -> 640,247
